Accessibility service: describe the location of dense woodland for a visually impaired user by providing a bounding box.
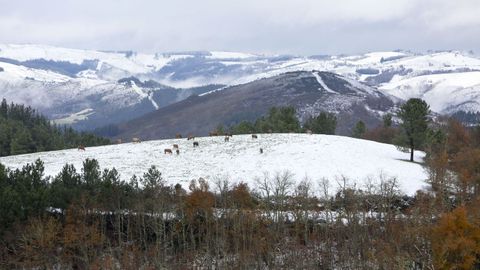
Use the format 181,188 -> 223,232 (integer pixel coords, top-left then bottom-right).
1,100 -> 480,269
0,99 -> 110,157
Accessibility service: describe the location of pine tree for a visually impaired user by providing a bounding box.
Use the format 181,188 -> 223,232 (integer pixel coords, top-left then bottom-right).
303,112 -> 337,135
352,121 -> 366,138
395,98 -> 430,162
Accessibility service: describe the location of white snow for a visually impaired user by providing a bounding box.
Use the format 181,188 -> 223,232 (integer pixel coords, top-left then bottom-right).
0,134 -> 428,196
381,71 -> 480,113
312,72 -> 337,94
52,108 -> 95,125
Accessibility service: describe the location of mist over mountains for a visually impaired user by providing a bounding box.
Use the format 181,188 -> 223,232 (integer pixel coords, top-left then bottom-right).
1,44 -> 479,133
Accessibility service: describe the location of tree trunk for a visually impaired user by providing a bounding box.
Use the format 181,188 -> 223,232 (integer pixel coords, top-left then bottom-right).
410,139 -> 414,162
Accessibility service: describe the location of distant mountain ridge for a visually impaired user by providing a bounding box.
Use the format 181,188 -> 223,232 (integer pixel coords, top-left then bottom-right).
105,71 -> 397,140
0,44 -> 480,130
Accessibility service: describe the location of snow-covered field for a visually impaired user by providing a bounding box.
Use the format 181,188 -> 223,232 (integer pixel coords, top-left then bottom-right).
0,134 -> 428,195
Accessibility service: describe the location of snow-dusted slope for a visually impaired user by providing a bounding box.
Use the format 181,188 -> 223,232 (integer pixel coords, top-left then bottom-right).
0,134 -> 428,195
381,71 -> 480,113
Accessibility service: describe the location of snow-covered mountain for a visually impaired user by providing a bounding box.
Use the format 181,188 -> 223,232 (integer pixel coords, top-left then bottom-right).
0,44 -> 479,129
108,71 -> 397,139
0,134 -> 428,195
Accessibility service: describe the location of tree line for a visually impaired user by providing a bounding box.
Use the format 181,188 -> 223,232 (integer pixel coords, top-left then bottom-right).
224,106 -> 337,135
0,99 -> 110,156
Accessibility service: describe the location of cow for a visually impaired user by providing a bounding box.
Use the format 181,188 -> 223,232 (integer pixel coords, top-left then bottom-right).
187,134 -> 195,140
224,136 -> 230,142
193,141 -> 199,147
260,148 -> 263,154
252,134 -> 258,139
173,144 -> 179,149
164,148 -> 173,154
209,131 -> 218,136
78,145 -> 86,151
175,133 -> 182,139
306,129 -> 313,135
132,137 -> 141,143
176,149 -> 180,155
225,132 -> 233,137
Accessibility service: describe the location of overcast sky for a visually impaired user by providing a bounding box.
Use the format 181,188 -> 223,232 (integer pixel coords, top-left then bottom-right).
1,0 -> 479,55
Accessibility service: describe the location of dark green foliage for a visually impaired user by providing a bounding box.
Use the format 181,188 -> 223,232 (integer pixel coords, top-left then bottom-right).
230,106 -> 301,134
0,99 -> 110,157
383,113 -> 393,128
303,112 -> 337,135
231,120 -> 256,134
395,98 -> 431,161
0,159 -> 49,232
254,106 -> 301,133
352,121 -> 367,138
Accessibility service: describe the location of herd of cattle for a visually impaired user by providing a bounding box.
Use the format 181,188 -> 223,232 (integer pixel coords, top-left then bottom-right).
77,130 -> 315,153
158,133 -> 260,155
77,133 -> 264,154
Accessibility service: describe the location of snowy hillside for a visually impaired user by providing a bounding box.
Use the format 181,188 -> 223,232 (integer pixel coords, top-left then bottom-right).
1,44 -> 480,129
0,134 -> 428,195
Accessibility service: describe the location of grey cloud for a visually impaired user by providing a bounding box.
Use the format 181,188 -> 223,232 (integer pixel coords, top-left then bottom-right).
0,0 -> 478,54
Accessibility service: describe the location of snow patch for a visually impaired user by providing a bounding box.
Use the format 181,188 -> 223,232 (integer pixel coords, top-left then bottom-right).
312,72 -> 337,94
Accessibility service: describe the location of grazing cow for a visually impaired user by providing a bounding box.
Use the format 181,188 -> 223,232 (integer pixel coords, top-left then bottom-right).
78,145 -> 86,151
260,148 -> 263,154
132,137 -> 141,143
187,135 -> 195,140
175,133 -> 182,139
193,141 -> 199,147
164,148 -> 173,154
173,144 -> 179,149
176,149 -> 180,155
224,136 -> 230,142
252,134 -> 258,139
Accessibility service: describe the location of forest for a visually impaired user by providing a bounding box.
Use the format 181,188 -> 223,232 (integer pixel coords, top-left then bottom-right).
0,99 -> 479,269
0,99 -> 110,157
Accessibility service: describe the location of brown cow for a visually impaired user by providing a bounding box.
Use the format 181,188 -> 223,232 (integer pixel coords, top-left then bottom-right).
187,134 -> 195,140
175,133 -> 182,139
164,148 -> 173,154
132,137 -> 141,143
78,145 -> 86,151
252,134 -> 258,139
209,131 -> 219,136
224,136 -> 230,142
173,144 -> 179,149
193,141 -> 199,147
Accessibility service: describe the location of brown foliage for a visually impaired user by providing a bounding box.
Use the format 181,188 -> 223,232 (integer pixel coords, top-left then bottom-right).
431,206 -> 480,270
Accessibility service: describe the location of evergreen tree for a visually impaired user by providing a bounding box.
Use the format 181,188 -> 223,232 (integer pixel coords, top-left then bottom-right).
0,99 -> 110,157
383,113 -> 392,128
395,98 -> 430,162
303,112 -> 337,135
352,121 -> 366,138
